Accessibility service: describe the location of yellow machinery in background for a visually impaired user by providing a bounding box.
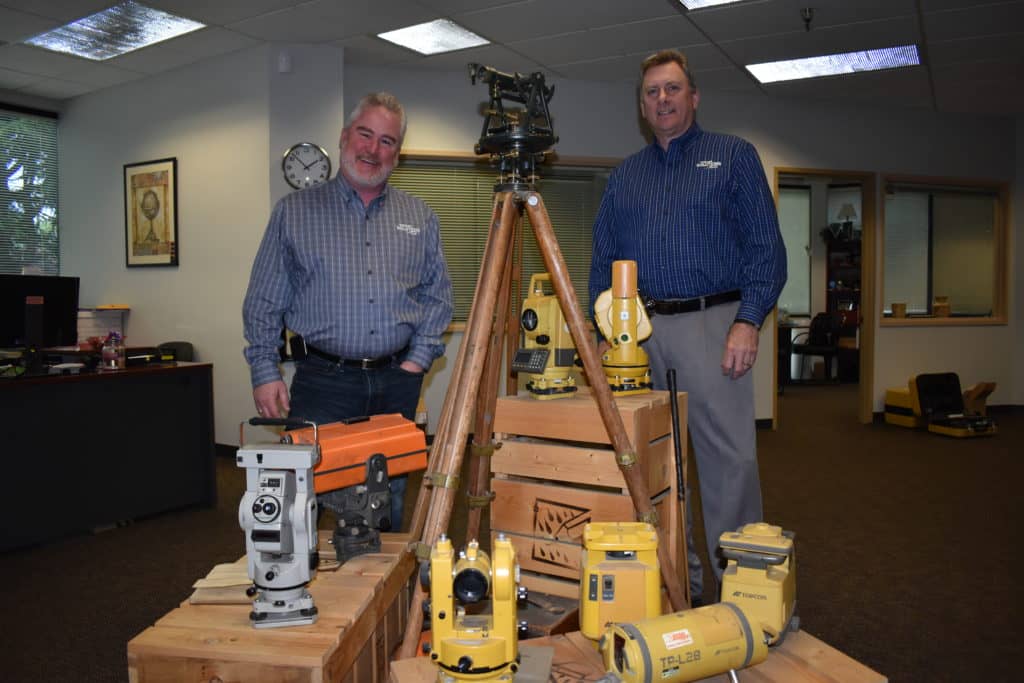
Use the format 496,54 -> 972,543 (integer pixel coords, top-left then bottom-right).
599,523 -> 797,683
593,260 -> 652,395
580,522 -> 661,642
425,535 -> 526,682
512,272 -> 578,399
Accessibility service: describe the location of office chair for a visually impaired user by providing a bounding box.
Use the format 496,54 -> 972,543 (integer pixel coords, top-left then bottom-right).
158,341 -> 194,362
791,312 -> 840,382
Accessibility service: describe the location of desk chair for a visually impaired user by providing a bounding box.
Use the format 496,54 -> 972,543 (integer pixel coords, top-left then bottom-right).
791,313 -> 840,382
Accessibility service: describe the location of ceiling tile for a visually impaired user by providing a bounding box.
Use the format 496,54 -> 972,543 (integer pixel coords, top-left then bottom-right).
393,44 -> 545,75
0,66 -> 37,89
933,72 -> 1024,115
0,43 -> 90,77
416,0 -> 522,13
923,2 -> 1024,41
764,65 -> 934,109
0,7 -> 59,42
144,0 -> 307,26
336,35 -> 424,67
687,0 -> 918,42
106,27 -> 259,73
718,15 -> 922,65
920,0 -> 1022,11
17,76 -> 94,98
0,0 -> 111,22
927,31 -> 1024,64
454,0 -> 679,44
692,65 -> 762,92
229,0 -> 435,43
510,16 -> 708,68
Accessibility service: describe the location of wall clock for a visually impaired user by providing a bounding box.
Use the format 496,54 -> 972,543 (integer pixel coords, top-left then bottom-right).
282,142 -> 331,190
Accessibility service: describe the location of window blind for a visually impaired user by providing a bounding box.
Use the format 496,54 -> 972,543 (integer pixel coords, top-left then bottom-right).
1,108 -> 60,275
388,161 -> 607,321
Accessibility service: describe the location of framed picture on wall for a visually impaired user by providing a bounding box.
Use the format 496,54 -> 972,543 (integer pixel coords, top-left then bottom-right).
124,157 -> 178,267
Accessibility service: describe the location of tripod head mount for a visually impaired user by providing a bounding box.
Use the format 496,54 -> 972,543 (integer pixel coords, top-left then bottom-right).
469,63 -> 558,191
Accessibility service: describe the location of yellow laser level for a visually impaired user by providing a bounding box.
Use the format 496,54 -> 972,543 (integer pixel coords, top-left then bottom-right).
719,523 -> 797,645
512,272 -> 577,400
599,603 -> 768,683
593,260 -> 652,395
580,522 -> 661,643
425,535 -> 525,682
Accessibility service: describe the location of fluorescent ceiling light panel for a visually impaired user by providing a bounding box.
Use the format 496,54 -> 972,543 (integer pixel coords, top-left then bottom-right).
24,1 -> 205,61
679,0 -> 747,9
377,19 -> 488,55
746,45 -> 921,84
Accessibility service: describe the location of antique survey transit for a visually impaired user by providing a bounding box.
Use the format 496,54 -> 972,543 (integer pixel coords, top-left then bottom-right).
593,260 -> 653,395
397,64 -> 686,657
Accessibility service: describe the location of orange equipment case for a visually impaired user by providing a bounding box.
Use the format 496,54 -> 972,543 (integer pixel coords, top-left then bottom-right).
285,414 -> 428,494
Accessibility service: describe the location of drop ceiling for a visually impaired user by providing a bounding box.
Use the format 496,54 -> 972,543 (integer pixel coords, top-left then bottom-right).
0,0 -> 1021,117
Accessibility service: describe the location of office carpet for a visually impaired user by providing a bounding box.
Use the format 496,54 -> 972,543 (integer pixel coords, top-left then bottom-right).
1,384 -> 1020,682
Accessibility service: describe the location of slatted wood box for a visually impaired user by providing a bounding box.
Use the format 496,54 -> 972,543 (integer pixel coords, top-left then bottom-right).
127,532 -> 415,683
490,388 -> 687,599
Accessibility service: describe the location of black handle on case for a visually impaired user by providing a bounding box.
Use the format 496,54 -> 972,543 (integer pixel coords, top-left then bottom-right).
249,416 -> 310,428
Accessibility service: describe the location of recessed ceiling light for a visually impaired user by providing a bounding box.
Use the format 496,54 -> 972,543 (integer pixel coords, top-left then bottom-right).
377,19 -> 489,55
746,45 -> 921,84
24,1 -> 205,61
679,0 -> 747,9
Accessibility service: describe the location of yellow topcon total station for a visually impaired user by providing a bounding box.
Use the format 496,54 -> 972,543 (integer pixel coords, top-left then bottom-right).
598,523 -> 797,683
424,535 -> 527,682
593,260 -> 652,395
580,522 -> 662,642
512,272 -> 578,399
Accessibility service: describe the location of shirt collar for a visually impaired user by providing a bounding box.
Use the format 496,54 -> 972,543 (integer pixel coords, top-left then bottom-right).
332,172 -> 391,209
650,122 -> 703,161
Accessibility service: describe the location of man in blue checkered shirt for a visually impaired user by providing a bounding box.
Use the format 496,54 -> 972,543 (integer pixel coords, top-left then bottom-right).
590,50 -> 786,605
243,92 -> 453,530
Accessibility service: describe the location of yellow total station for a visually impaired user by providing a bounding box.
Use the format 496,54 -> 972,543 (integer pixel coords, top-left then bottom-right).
593,260 -> 652,395
599,522 -> 797,683
580,522 -> 661,643
513,272 -> 577,400
426,535 -> 524,682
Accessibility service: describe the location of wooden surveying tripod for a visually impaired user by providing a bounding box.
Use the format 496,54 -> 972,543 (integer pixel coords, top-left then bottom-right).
396,66 -> 688,659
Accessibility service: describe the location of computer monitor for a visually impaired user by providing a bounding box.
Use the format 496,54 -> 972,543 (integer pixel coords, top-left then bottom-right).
0,274 -> 80,348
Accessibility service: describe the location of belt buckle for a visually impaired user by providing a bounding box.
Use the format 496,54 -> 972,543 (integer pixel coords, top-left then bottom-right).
699,296 -> 707,312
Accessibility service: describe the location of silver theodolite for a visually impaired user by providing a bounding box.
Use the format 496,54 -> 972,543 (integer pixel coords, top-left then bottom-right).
237,418 -> 321,628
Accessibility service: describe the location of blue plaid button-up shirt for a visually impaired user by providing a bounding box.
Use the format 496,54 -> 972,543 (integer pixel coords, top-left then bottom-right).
243,174 -> 453,389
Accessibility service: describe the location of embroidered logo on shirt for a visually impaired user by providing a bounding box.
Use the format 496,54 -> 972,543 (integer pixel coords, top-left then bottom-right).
395,223 -> 421,235
696,160 -> 722,170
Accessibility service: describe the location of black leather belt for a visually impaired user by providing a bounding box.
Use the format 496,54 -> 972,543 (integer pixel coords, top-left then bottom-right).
645,290 -> 741,316
305,343 -> 405,370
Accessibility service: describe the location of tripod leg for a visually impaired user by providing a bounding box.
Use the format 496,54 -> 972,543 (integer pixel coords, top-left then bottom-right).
465,211 -> 517,542
523,192 -> 687,612
406,194 -> 505,541
398,192 -> 519,659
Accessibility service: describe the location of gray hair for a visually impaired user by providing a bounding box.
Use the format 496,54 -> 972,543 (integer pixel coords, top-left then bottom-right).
345,92 -> 407,143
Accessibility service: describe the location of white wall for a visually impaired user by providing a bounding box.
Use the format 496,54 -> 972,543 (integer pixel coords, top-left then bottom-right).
60,44 -> 345,447
57,58 -> 1020,446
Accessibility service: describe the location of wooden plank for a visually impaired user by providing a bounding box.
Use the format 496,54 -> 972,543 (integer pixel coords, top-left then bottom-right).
494,391 -> 670,445
491,478 -> 637,542
492,438 -> 625,487
390,630 -> 884,683
128,651 -> 317,683
128,624 -> 331,669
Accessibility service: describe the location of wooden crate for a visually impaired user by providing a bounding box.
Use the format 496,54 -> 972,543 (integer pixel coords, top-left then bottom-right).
127,532 -> 415,683
491,389 -> 687,599
389,630 -> 887,683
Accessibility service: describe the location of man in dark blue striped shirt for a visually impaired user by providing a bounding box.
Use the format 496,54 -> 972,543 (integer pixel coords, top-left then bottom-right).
243,93 -> 453,530
589,50 -> 786,605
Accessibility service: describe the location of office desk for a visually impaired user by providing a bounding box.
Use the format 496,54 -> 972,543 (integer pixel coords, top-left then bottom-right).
0,362 -> 215,551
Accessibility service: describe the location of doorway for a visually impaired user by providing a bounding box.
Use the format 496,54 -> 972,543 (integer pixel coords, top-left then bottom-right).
774,168 -> 876,424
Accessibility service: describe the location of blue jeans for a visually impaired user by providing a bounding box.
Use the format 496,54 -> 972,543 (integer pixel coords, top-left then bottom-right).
288,354 -> 424,530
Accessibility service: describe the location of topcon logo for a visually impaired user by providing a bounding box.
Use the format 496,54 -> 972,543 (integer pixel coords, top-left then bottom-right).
696,160 -> 722,170
395,223 -> 420,235
732,591 -> 767,601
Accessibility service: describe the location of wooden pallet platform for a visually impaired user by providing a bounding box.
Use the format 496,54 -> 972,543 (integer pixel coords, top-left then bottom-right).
492,389 -> 688,600
127,531 -> 415,683
389,630 -> 887,683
